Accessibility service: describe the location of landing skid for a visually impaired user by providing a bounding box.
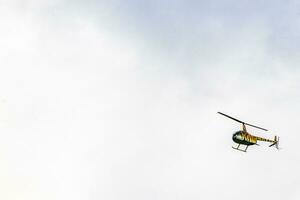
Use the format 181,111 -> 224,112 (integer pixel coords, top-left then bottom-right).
232,144 -> 249,152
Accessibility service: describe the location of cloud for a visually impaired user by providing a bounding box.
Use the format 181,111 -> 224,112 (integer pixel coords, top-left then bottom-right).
0,1 -> 300,200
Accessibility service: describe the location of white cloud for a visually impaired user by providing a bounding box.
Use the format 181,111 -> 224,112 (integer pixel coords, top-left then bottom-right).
0,1 -> 300,200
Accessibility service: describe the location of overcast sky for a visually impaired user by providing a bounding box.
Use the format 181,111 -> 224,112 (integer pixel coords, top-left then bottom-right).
0,0 -> 300,200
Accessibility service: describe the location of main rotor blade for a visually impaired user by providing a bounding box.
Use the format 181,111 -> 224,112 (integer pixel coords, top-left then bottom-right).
217,112 -> 244,123
217,112 -> 268,131
244,123 -> 268,131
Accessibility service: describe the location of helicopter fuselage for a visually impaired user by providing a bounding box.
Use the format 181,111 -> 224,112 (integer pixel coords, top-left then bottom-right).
232,131 -> 257,146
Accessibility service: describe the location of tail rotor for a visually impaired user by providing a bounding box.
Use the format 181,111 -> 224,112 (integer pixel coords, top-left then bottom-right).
269,136 -> 279,149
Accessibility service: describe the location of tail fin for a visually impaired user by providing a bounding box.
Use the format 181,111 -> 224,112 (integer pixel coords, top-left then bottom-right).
269,136 -> 279,149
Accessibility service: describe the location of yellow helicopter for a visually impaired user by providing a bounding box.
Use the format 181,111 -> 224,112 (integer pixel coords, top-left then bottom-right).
218,112 -> 279,152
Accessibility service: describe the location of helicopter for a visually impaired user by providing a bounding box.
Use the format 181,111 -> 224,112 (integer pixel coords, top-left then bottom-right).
218,112 -> 279,152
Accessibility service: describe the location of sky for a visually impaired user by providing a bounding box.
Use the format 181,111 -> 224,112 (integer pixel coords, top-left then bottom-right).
0,0 -> 300,200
